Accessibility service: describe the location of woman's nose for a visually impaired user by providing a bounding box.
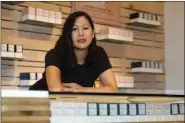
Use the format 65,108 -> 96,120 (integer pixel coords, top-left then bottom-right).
78,28 -> 84,36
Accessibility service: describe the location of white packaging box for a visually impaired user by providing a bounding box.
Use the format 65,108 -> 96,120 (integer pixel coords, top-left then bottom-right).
179,103 -> 184,114
116,76 -> 134,88
171,103 -> 179,115
7,44 -> 15,58
2,44 -> 8,51
55,12 -> 62,24
75,102 -> 87,116
128,104 -> 137,115
62,102 -> 75,116
30,72 -> 37,80
19,80 -> 37,86
119,103 -> 128,115
43,9 -> 49,23
49,11 -> 56,24
162,104 -> 171,115
22,7 -> 36,21
154,104 -> 162,115
138,103 -> 146,115
99,103 -> 108,116
36,8 -> 43,22
146,103 -> 154,115
109,104 -> 118,116
15,45 -> 23,58
37,72 -> 43,80
88,103 -> 98,116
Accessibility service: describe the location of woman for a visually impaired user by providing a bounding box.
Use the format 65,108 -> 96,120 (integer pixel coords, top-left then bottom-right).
29,11 -> 118,93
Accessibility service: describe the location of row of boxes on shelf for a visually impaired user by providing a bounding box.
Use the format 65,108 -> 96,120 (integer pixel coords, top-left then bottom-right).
131,61 -> 163,73
51,102 -> 184,116
1,44 -> 23,58
116,76 -> 134,88
129,12 -> 161,26
21,7 -> 62,25
19,72 -> 43,86
97,27 -> 133,42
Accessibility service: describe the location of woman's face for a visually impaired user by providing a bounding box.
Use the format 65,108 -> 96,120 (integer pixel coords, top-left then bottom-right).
72,16 -> 94,50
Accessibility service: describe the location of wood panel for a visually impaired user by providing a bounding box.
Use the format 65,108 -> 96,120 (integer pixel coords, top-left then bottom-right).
123,44 -> 164,61
121,2 -> 164,15
47,2 -> 72,7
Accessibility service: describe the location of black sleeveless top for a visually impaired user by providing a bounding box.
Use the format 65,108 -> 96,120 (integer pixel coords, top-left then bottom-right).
29,47 -> 112,90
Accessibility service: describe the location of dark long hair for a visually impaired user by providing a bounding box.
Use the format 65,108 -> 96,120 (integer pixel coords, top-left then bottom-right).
54,11 -> 98,69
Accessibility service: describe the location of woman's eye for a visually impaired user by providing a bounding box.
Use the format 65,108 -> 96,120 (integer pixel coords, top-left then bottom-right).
84,27 -> 89,30
72,28 -> 77,31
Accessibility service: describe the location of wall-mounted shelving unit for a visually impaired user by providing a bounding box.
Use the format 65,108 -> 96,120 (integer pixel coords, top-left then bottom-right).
128,12 -> 161,27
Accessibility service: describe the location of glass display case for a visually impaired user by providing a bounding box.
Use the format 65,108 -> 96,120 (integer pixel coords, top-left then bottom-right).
1,90 -> 184,123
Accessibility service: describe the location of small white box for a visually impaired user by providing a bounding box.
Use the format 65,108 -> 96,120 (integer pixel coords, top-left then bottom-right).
146,104 -> 154,115
148,14 -> 152,20
162,104 -> 171,115
109,104 -> 118,116
139,12 -> 144,18
154,104 -> 162,115
157,15 -> 160,21
99,103 -> 108,116
88,103 -> 97,116
16,45 -> 23,53
55,12 -> 62,24
43,9 -> 49,23
36,8 -> 43,22
152,14 -> 157,21
22,7 -> 36,21
171,103 -> 179,115
49,11 -> 56,24
1,44 -> 8,51
30,73 -> 36,80
144,13 -> 148,19
179,103 -> 184,114
119,104 -> 128,115
37,73 -> 43,80
75,102 -> 87,116
138,103 -> 146,115
129,104 -> 137,115
8,44 -> 15,52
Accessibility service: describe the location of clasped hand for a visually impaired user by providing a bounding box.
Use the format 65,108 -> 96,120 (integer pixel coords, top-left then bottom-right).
62,83 -> 84,92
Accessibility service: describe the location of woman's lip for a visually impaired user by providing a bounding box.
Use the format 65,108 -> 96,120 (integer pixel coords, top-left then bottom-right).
77,39 -> 86,43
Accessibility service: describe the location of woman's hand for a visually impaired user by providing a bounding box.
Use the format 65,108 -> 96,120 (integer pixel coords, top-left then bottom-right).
62,83 -> 84,92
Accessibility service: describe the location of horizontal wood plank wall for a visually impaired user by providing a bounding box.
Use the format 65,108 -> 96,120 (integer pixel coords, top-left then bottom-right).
1,2 -> 165,93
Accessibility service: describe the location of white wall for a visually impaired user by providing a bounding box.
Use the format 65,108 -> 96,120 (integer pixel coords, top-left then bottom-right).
164,2 -> 184,94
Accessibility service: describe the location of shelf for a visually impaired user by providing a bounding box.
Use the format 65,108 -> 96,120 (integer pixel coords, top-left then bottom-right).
131,68 -> 163,74
128,18 -> 161,27
21,19 -> 55,27
97,36 -> 133,43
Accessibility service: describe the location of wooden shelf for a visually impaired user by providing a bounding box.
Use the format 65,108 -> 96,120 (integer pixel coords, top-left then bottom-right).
97,36 -> 133,43
128,18 -> 161,27
131,68 -> 163,74
21,19 -> 55,27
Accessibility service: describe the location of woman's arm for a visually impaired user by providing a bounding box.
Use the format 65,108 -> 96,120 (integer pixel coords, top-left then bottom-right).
63,68 -> 118,93
82,68 -> 118,93
45,66 -> 63,91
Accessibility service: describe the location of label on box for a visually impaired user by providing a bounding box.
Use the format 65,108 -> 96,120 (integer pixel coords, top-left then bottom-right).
146,104 -> 154,115
171,103 -> 179,115
88,103 -> 97,116
119,103 -> 128,115
179,103 -> 184,114
109,104 -> 118,116
138,103 -> 146,115
8,44 -> 15,52
129,104 -> 137,115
